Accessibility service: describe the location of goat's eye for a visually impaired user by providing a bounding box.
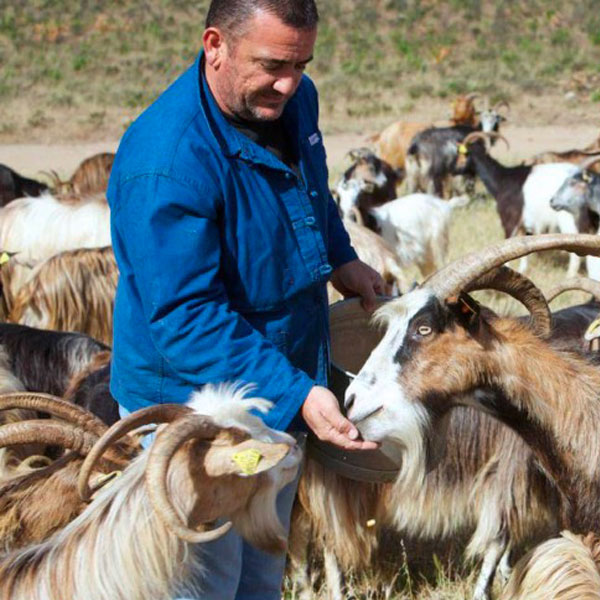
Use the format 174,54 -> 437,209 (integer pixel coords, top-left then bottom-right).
418,325 -> 432,336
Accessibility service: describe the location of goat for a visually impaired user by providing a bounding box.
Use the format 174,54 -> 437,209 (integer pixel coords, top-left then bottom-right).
0,164 -> 48,207
369,93 -> 485,170
46,152 -> 115,196
0,385 -> 301,600
369,193 -> 469,278
345,233 -> 600,537
404,103 -> 507,198
0,392 -> 137,551
0,192 -> 110,263
0,323 -> 108,397
457,132 -> 583,275
8,246 -> 118,345
335,149 -> 400,229
500,531 -> 600,600
328,217 -> 405,302
529,131 -> 600,172
292,268 -> 578,600
550,156 -> 600,280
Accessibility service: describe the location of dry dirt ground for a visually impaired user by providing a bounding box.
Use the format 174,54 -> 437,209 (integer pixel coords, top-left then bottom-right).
0,124 -> 598,182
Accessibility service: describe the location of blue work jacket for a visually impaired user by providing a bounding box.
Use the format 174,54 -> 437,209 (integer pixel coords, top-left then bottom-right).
107,52 -> 357,430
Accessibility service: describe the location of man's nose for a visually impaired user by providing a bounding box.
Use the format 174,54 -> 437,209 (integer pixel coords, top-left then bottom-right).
273,75 -> 299,97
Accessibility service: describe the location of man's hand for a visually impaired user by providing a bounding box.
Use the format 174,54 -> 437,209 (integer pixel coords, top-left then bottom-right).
330,259 -> 386,312
301,385 -> 379,450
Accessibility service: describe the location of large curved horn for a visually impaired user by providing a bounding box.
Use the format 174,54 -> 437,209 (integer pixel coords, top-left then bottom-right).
145,413 -> 232,543
463,131 -> 510,150
493,100 -> 510,113
546,277 -> 600,304
0,393 -> 108,438
424,234 -> 600,301
78,403 -> 192,501
0,420 -> 98,455
580,155 -> 600,172
465,266 -> 551,337
466,92 -> 481,102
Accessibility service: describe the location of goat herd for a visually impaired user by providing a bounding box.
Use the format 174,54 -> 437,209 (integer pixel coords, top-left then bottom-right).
0,92 -> 599,599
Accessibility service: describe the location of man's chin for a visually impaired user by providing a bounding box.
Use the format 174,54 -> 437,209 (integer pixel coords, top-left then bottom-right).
247,102 -> 286,122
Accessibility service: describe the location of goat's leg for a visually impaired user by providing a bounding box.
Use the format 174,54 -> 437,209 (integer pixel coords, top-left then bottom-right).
566,252 -> 581,278
472,536 -> 507,600
323,547 -> 344,600
496,544 -> 513,587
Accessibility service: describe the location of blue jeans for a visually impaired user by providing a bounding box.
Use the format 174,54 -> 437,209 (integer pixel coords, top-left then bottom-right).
119,404 -> 304,600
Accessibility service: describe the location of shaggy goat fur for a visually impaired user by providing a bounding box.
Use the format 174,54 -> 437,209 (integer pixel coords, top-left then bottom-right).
501,531 -> 600,600
0,192 -> 110,263
0,385 -> 300,600
290,407 -> 558,600
9,247 -> 117,345
0,323 -> 108,397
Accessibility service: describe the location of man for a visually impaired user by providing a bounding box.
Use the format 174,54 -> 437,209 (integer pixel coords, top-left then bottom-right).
107,0 -> 383,597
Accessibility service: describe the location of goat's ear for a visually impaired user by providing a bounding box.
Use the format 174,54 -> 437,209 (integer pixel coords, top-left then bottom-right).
204,438 -> 291,478
445,292 -> 481,333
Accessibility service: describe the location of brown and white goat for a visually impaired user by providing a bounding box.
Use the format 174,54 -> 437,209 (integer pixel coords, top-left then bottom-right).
344,234 -> 600,594
0,392 -> 137,551
46,152 -> 115,196
500,530 -> 600,600
0,385 -> 301,600
9,246 -> 117,345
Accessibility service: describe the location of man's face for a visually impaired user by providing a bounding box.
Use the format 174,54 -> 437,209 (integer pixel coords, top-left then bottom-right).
209,11 -> 317,121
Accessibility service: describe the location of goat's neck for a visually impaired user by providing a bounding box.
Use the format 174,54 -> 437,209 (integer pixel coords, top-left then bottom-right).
471,150 -> 531,200
476,319 -> 600,530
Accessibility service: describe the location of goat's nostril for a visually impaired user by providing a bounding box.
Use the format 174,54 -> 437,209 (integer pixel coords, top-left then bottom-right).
345,393 -> 356,411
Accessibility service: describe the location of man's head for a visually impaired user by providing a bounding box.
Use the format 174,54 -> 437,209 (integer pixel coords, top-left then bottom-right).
203,0 -> 319,122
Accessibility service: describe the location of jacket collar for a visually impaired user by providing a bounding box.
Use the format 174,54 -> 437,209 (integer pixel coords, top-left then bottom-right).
195,51 -> 301,173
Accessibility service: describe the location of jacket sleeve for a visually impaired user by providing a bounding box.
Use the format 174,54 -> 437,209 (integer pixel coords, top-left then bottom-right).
111,173 -> 315,421
326,193 -> 358,270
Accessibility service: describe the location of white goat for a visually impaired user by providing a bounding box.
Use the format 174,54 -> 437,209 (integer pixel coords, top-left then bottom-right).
0,385 -> 301,600
370,193 -> 469,277
0,192 -> 111,263
519,163 -> 580,274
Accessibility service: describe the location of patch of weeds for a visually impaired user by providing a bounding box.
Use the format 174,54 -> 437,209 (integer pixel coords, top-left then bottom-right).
551,28 -> 571,47
72,51 -> 90,72
87,111 -> 106,127
0,120 -> 17,135
49,92 -> 75,107
407,83 -> 434,99
27,109 -> 53,129
591,90 -> 600,103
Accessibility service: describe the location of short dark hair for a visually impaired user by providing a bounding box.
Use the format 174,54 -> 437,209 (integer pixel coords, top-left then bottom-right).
206,0 -> 319,35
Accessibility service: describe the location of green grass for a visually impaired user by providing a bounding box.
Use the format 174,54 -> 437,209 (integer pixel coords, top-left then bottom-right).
1,1 -> 600,141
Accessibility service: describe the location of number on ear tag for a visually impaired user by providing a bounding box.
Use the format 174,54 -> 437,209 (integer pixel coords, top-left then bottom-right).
232,449 -> 263,475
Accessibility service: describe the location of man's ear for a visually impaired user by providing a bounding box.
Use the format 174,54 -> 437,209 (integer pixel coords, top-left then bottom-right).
203,438 -> 291,477
203,27 -> 226,68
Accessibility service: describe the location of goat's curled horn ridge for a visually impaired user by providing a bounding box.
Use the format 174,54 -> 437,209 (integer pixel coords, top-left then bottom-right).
78,403 -> 192,501
464,266 -> 551,337
424,233 -> 600,301
0,420 -> 99,454
547,277 -> 600,304
145,413 -> 233,543
0,392 -> 108,437
463,131 -> 510,150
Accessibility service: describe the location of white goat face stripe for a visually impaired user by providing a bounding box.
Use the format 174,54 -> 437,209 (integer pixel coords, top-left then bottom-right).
336,178 -> 362,216
345,288 -> 434,444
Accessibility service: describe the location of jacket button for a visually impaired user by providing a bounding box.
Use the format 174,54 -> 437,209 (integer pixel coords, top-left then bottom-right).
320,264 -> 333,275
305,216 -> 316,227
310,190 -> 318,198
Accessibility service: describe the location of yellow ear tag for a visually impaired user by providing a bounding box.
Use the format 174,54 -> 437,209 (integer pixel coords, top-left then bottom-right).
458,144 -> 468,155
232,449 -> 263,475
583,171 -> 592,183
0,252 -> 10,266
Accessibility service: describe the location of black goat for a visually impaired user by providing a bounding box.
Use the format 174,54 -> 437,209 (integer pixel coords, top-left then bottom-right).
0,323 -> 108,397
335,149 -> 400,229
0,165 -> 48,207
